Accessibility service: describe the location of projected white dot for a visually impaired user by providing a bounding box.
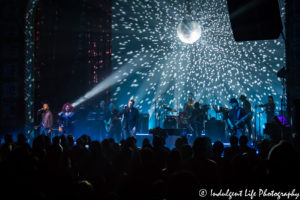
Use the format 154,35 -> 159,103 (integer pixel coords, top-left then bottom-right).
177,18 -> 201,44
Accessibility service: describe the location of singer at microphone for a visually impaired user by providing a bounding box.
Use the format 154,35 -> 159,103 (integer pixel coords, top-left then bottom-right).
37,103 -> 53,137
119,99 -> 139,139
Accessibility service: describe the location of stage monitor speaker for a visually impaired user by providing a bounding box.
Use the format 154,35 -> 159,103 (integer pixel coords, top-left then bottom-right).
137,113 -> 149,133
227,0 -> 282,41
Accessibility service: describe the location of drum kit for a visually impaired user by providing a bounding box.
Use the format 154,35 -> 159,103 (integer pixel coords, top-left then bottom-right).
156,101 -> 228,141
157,101 -> 189,129
161,104 -> 211,130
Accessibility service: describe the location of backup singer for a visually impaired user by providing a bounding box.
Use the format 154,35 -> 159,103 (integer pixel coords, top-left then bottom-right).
120,99 -> 139,138
59,102 -> 75,135
255,95 -> 275,123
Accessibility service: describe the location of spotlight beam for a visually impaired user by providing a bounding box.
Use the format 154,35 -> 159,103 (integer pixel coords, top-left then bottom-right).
71,63 -> 136,108
71,52 -> 151,108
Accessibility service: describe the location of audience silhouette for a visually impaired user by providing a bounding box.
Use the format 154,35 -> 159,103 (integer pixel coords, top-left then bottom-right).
0,130 -> 299,199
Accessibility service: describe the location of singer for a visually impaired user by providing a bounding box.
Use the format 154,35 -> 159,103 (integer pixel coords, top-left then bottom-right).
59,102 -> 75,135
37,103 -> 54,137
119,99 -> 139,138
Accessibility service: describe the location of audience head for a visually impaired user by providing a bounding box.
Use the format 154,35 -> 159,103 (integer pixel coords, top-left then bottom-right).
181,144 -> 192,161
193,137 -> 212,159
4,134 -> 13,144
213,141 -> 224,157
67,134 -> 75,145
153,135 -> 164,148
141,147 -> 154,166
52,136 -> 61,146
268,140 -> 300,183
17,133 -> 27,144
142,138 -> 152,149
229,135 -> 239,147
89,141 -> 103,157
239,135 -> 249,146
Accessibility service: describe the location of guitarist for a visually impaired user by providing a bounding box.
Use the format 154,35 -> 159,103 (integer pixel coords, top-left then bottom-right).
227,98 -> 246,138
239,95 -> 253,139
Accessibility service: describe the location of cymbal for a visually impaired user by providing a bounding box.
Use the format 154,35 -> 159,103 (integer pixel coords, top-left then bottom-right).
163,106 -> 177,112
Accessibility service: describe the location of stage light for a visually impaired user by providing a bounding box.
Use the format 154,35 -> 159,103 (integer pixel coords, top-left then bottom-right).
177,18 -> 201,44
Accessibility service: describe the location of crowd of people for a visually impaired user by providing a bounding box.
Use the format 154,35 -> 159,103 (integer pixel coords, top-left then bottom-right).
0,129 -> 300,200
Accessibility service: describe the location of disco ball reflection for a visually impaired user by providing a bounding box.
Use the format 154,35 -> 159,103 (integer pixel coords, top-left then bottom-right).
112,0 -> 286,129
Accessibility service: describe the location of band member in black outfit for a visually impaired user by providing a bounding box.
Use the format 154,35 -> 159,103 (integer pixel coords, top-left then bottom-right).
255,95 -> 276,123
36,103 -> 54,138
239,95 -> 253,139
228,98 -> 246,138
99,100 -> 108,140
120,99 -> 139,138
59,102 -> 75,135
190,102 -> 205,139
107,103 -> 122,142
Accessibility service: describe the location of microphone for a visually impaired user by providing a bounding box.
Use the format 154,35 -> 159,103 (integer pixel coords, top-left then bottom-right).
38,108 -> 44,112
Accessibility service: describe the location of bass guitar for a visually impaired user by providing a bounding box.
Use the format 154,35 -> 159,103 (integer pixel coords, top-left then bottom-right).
227,112 -> 252,134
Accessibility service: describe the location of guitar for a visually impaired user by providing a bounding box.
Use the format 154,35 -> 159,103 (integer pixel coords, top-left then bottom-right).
104,118 -> 111,132
227,112 -> 252,133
